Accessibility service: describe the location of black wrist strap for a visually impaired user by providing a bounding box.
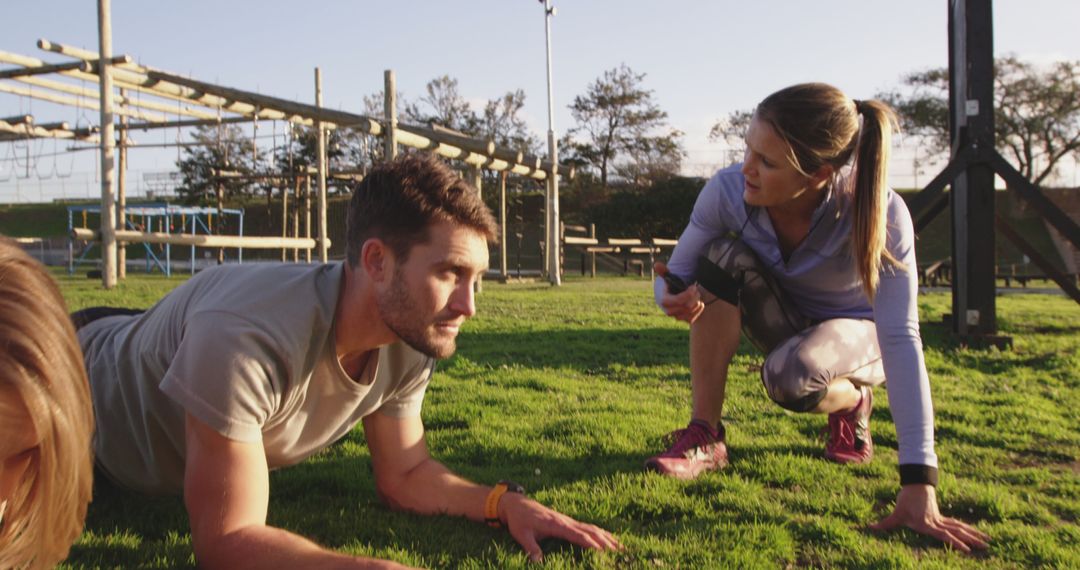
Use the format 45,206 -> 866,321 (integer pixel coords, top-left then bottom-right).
694,255 -> 740,306
899,464 -> 938,487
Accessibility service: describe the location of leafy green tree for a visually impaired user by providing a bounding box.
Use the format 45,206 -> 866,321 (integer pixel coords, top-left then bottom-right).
477,89 -> 540,154
881,56 -> 1080,185
403,75 -> 478,134
175,125 -> 254,205
708,109 -> 753,152
273,123 -> 348,192
399,77 -> 543,195
566,64 -> 683,191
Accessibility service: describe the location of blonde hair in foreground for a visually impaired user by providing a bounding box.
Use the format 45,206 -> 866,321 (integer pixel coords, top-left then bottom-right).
755,83 -> 903,300
0,237 -> 94,569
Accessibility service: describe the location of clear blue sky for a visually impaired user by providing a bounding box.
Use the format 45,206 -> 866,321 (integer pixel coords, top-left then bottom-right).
3,0 -> 1080,202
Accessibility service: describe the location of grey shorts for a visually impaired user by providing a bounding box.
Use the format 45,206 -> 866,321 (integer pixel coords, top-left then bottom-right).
697,237 -> 885,412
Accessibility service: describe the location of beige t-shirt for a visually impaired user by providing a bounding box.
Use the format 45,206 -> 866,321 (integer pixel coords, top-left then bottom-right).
78,262 -> 434,495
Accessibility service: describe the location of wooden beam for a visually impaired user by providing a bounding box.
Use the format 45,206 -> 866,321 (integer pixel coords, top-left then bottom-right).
33,121 -> 70,131
0,48 -> 191,112
0,55 -> 131,81
0,81 -> 169,123
0,119 -> 78,140
7,46 -> 255,121
36,40 -> 133,66
124,116 -> 256,131
421,122 -> 496,155
154,68 -> 383,132
73,227 -> 323,249
36,41 -> 287,120
0,115 -> 32,125
31,41 -> 566,179
0,130 -> 99,143
0,66 -> 216,121
996,216 -> 1080,304
990,152 -> 1080,250
139,67 -> 559,178
0,59 -> 91,79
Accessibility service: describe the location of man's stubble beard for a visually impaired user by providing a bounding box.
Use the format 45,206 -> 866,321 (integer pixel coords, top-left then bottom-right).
375,268 -> 457,360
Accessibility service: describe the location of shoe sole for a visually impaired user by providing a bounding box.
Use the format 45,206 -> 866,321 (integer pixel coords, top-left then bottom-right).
643,456 -> 729,479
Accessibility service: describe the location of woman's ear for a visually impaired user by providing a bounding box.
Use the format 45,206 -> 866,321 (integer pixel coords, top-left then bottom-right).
360,239 -> 393,282
810,164 -> 835,189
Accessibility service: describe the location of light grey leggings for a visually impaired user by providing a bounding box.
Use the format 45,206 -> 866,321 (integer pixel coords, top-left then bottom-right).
698,236 -> 885,412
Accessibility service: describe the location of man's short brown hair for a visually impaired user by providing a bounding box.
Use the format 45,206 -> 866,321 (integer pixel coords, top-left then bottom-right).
345,154 -> 498,267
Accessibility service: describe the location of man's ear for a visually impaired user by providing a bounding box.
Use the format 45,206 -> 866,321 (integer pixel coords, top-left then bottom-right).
360,239 -> 393,283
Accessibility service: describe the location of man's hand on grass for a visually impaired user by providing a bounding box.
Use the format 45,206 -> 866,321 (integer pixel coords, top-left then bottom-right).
498,492 -> 623,563
870,484 -> 990,554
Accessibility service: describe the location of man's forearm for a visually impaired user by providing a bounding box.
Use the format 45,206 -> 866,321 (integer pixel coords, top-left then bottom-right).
195,523 -> 407,570
378,457 -> 491,523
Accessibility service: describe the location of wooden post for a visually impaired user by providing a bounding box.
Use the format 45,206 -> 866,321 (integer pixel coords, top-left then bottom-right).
304,175 -> 312,263
499,171 -> 508,280
949,0 -> 998,339
97,0 -> 117,288
292,176 -> 301,262
315,68 -> 328,263
384,70 -> 398,160
215,112 -> 225,265
589,223 -> 596,278
280,182 -> 289,262
558,221 -> 565,280
117,88 -> 127,280
471,166 -> 483,293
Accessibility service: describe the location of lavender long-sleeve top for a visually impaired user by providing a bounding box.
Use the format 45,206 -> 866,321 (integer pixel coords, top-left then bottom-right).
656,164 -> 937,472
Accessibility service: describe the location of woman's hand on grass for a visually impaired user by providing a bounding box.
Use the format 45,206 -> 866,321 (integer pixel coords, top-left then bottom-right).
870,484 -> 990,553
655,262 -> 704,324
499,493 -> 623,563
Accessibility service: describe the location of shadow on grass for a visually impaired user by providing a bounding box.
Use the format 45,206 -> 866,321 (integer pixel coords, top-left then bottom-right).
70,477 -> 193,568
455,327 -> 758,371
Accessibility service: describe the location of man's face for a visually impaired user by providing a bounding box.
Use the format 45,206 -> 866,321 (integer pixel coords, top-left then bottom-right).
375,221 -> 489,359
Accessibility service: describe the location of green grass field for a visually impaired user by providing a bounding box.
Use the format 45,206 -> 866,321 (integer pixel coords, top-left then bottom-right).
56,273 -> 1079,569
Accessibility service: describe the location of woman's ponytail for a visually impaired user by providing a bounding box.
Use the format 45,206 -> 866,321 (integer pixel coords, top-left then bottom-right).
851,100 -> 902,301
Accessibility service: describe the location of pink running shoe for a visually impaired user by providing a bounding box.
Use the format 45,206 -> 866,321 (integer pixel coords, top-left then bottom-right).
645,419 -> 728,479
824,386 -> 874,464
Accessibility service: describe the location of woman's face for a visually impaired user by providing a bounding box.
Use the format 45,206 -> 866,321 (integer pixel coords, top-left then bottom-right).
0,387 -> 38,521
740,115 -> 824,209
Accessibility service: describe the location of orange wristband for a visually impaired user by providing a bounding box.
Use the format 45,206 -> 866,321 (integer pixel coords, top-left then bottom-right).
484,480 -> 525,528
484,483 -> 509,528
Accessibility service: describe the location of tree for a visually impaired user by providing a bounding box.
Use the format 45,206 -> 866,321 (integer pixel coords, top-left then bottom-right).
708,109 -> 753,153
403,75 -> 478,134
176,125 -> 255,205
477,89 -> 540,154
881,56 -> 1080,186
566,64 -> 683,190
273,123 -> 348,188
613,135 -> 684,189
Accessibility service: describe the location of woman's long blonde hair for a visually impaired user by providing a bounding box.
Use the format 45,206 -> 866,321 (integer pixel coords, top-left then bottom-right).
755,83 -> 902,300
0,237 -> 94,569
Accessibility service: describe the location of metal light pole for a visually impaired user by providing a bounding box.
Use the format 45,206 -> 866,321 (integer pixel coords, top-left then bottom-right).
540,0 -> 561,285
